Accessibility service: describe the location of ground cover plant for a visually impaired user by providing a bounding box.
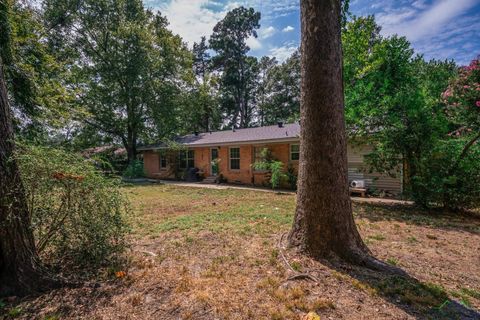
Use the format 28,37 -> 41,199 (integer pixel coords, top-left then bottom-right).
2,185 -> 479,319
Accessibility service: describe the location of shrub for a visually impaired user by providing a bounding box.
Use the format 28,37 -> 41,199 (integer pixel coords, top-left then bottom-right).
16,144 -> 129,273
286,163 -> 298,190
253,148 -> 287,189
123,159 -> 145,178
412,138 -> 480,210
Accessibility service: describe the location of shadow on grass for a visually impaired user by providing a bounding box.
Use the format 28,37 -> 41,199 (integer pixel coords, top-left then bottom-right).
329,261 -> 480,320
353,202 -> 480,235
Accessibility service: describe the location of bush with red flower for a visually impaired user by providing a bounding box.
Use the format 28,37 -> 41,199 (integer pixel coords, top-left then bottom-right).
443,56 -> 480,132
412,56 -> 480,210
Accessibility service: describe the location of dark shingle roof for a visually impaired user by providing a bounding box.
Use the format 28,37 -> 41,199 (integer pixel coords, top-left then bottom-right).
138,123 -> 300,150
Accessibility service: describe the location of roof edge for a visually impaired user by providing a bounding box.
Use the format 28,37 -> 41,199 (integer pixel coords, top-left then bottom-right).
138,137 -> 301,151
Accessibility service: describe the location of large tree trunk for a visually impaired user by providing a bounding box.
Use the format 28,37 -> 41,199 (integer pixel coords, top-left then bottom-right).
288,0 -> 394,270
125,124 -> 137,164
0,61 -> 57,297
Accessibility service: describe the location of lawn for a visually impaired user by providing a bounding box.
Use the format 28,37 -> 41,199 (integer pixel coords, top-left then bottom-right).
5,184 -> 480,319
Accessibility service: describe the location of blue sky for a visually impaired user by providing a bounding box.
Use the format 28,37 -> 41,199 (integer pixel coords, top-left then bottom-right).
144,0 -> 480,65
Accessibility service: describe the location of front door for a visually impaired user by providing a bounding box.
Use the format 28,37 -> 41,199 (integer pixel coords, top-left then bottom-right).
211,148 -> 219,176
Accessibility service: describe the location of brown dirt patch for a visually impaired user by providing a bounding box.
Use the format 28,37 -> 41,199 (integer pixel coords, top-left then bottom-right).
2,185 -> 479,320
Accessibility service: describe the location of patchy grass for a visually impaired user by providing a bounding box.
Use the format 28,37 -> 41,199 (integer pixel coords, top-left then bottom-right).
4,184 -> 480,320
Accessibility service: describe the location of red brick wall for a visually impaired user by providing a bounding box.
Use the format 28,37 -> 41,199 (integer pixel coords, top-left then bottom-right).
142,142 -> 299,187
143,150 -> 176,179
194,147 -> 211,176
251,143 -> 298,187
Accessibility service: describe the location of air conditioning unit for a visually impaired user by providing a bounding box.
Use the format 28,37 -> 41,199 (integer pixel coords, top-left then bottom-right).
350,180 -> 365,188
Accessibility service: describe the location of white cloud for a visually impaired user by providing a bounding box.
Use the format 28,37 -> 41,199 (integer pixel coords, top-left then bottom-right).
154,0 -> 225,46
246,36 -> 262,50
282,25 -> 294,32
378,0 -> 477,41
260,26 -> 276,39
411,0 -> 428,9
269,43 -> 297,62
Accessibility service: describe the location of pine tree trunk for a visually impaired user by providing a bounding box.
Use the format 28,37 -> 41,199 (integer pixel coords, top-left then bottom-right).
0,61 -> 58,297
288,0 -> 395,270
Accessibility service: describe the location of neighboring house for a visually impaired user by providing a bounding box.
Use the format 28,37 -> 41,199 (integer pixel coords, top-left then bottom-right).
138,123 -> 402,194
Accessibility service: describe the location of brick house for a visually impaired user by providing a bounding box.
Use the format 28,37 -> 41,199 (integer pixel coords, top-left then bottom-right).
139,123 -> 402,194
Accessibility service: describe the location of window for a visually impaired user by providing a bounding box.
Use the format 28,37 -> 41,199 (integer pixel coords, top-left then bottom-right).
159,155 -> 167,169
290,144 -> 300,161
253,147 -> 268,172
253,147 -> 266,163
229,147 -> 240,170
179,150 -> 195,169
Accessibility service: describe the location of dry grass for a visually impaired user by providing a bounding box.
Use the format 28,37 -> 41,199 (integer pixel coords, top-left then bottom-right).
2,184 -> 479,320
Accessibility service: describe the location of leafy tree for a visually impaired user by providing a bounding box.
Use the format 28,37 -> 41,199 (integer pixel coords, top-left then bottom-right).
182,36 -> 221,132
1,1 -> 59,295
209,6 -> 261,128
443,57 -> 480,138
411,56 -> 480,210
0,0 -> 73,141
256,56 -> 277,125
44,0 -> 192,162
342,16 -> 456,194
258,51 -> 300,125
193,36 -> 210,81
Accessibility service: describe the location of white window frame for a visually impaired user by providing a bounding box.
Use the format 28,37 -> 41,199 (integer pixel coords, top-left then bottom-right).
229,147 -> 241,170
159,154 -> 167,170
179,149 -> 195,169
253,146 -> 268,172
290,144 -> 300,161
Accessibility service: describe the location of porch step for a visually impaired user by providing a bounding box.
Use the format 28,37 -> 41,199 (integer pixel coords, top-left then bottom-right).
201,176 -> 217,184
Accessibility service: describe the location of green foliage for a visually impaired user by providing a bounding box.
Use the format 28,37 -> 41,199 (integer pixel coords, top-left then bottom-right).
44,0 -> 193,160
123,159 -> 145,178
442,57 -> 480,132
410,57 -> 480,210
210,6 -> 261,128
253,148 -> 287,189
0,1 -> 74,140
286,163 -> 298,190
269,161 -> 286,190
343,16 -> 459,200
412,138 -> 480,210
257,52 -> 301,125
182,36 -> 221,132
16,144 -> 129,271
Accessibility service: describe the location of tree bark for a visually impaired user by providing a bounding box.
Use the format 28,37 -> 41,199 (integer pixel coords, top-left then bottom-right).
0,60 -> 57,297
288,0 -> 394,270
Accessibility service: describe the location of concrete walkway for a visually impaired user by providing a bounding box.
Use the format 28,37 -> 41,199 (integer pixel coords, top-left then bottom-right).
151,179 -> 414,206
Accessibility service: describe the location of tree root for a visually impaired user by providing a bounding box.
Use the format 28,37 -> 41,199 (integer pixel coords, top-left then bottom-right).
351,253 -> 407,276
278,232 -> 318,283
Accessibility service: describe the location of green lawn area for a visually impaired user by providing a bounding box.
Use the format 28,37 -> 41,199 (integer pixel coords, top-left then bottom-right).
8,184 -> 480,319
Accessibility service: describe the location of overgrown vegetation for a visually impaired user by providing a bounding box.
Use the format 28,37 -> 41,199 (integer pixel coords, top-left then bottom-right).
123,160 -> 145,179
16,144 -> 129,273
412,139 -> 480,210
